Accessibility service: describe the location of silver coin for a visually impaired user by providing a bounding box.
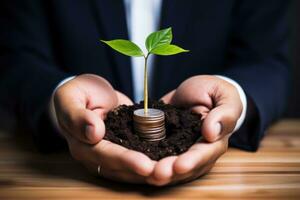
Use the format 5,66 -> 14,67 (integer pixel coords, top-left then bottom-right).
135,116 -> 164,120
134,109 -> 164,118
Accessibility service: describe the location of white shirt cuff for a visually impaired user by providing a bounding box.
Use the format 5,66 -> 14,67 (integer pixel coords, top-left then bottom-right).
215,75 -> 247,134
49,76 -> 76,132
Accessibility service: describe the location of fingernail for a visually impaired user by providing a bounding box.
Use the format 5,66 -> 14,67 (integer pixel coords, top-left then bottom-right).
85,125 -> 95,142
214,122 -> 222,136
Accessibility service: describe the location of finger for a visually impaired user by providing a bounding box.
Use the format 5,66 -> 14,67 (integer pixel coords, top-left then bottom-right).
74,74 -> 118,111
201,103 -> 240,142
56,105 -> 105,144
160,90 -> 176,104
191,105 -> 210,120
173,138 -> 227,175
95,140 -> 157,176
171,162 -> 215,186
119,148 -> 157,176
146,156 -> 177,186
92,91 -> 133,120
171,76 -> 215,108
100,168 -> 147,184
115,90 -> 134,106
83,161 -> 146,184
71,139 -> 156,176
147,158 -> 216,186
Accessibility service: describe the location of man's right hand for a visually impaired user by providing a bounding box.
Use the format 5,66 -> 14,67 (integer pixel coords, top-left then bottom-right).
54,74 -> 156,183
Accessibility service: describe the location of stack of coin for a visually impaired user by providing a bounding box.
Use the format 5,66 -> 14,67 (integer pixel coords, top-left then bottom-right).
133,108 -> 166,142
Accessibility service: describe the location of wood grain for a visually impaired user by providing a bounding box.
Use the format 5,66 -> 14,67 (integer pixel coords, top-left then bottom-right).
0,119 -> 300,199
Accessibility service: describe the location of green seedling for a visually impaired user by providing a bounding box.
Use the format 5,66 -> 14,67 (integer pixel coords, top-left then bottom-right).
101,27 -> 189,114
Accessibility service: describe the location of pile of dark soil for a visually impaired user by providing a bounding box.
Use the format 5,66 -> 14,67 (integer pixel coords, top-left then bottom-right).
104,100 -> 202,160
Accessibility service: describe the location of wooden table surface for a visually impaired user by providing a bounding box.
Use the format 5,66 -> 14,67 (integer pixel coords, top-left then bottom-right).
0,120 -> 300,199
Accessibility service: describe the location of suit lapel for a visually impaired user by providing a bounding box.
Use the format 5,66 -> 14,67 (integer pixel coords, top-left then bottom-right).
91,0 -> 133,98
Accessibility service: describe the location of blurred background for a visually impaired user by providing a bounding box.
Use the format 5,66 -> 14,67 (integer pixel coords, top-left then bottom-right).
286,0 -> 300,118
0,1 -> 299,134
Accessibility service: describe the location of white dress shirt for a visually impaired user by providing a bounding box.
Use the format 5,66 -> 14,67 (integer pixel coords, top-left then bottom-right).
124,0 -> 162,102
49,1 -> 247,133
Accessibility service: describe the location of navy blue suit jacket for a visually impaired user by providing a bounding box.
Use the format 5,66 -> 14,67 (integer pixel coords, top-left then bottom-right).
0,0 -> 290,152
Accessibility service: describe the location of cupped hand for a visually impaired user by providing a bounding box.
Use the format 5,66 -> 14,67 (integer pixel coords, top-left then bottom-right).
54,74 -> 156,183
146,75 -> 243,186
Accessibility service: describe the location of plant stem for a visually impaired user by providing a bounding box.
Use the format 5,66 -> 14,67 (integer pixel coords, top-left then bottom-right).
144,54 -> 149,114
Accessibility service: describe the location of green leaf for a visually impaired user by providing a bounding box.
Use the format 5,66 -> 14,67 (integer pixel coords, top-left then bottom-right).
150,44 -> 189,56
100,39 -> 144,57
146,27 -> 172,53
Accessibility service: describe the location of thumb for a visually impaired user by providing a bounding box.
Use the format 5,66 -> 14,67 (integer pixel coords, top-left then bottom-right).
160,90 -> 176,104
54,88 -> 106,144
201,104 -> 240,142
81,109 -> 106,144
58,107 -> 105,144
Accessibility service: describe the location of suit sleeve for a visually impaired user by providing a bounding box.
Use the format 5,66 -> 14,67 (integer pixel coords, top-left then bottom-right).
223,0 -> 291,151
0,0 -> 70,151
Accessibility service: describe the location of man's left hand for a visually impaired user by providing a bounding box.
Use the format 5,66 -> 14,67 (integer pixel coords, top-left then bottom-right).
146,75 -> 243,186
